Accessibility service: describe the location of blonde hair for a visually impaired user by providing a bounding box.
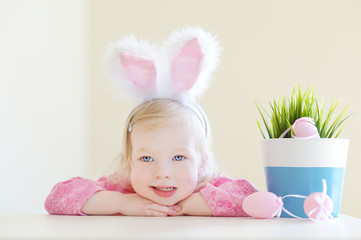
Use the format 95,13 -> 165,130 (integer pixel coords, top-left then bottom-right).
111,99 -> 218,188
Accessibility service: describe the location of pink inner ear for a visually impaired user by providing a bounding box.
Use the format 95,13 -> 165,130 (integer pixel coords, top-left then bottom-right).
171,38 -> 204,91
120,53 -> 156,90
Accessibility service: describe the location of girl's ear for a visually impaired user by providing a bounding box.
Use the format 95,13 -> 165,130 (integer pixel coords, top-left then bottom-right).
171,38 -> 203,92
105,35 -> 157,101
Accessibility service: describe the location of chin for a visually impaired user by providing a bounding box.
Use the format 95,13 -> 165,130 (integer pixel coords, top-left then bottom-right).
152,197 -> 179,206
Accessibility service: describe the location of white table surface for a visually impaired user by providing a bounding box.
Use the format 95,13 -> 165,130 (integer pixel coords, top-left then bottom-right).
1,214 -> 361,240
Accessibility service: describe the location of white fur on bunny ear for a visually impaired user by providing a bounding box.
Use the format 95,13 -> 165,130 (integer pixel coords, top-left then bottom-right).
105,35 -> 158,102
159,27 -> 221,102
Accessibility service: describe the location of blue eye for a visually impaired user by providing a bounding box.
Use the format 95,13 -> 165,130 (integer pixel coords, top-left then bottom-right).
173,155 -> 185,161
141,156 -> 153,162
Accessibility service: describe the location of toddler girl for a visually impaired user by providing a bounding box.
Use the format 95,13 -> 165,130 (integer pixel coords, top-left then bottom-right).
45,27 -> 258,217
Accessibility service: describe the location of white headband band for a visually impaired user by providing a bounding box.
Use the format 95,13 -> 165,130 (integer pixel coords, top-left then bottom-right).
126,98 -> 208,137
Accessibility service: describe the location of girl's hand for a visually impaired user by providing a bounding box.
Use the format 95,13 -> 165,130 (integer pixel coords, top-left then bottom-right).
119,193 -> 182,216
81,191 -> 181,216
176,193 -> 213,216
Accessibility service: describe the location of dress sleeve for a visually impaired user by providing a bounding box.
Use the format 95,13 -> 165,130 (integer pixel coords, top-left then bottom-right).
199,176 -> 258,217
44,177 -> 105,215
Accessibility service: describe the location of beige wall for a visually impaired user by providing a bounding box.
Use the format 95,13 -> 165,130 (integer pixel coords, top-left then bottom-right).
1,0 -> 360,218
87,0 -> 361,218
0,0 -> 88,213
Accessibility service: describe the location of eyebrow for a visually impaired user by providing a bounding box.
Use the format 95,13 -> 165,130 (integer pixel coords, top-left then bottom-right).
133,147 -> 192,154
173,148 -> 192,153
132,148 -> 150,154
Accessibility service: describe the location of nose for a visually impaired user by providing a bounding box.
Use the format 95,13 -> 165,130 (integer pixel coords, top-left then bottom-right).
154,161 -> 171,179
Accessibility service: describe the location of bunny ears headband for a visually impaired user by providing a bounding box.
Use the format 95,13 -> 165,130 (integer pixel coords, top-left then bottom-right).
105,27 -> 221,104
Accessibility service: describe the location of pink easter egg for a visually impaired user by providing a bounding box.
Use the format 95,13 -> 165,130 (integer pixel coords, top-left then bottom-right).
292,117 -> 320,138
304,192 -> 333,221
242,192 -> 283,219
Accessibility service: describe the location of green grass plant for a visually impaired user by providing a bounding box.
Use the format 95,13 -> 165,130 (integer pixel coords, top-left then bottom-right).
255,86 -> 351,139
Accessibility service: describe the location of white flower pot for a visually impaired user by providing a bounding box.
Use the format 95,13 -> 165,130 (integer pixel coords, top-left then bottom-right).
261,138 -> 349,218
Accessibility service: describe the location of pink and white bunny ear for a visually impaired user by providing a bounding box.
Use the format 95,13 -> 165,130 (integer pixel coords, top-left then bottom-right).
105,35 -> 157,102
105,27 -> 221,103
171,38 -> 203,91
160,27 -> 221,102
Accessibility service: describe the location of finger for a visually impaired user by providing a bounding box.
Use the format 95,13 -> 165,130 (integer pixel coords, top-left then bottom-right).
146,210 -> 167,217
174,210 -> 184,216
170,205 -> 182,212
167,206 -> 182,216
148,204 -> 177,216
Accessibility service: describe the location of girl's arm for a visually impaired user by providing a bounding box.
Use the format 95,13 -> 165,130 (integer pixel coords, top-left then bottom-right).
177,177 -> 258,217
45,177 -> 179,216
176,192 -> 213,216
44,177 -> 104,215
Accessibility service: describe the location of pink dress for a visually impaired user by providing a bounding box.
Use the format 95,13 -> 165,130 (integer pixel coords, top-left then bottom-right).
44,175 -> 257,217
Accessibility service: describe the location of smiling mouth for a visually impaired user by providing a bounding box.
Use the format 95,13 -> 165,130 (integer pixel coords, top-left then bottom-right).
151,186 -> 177,197
153,186 -> 174,192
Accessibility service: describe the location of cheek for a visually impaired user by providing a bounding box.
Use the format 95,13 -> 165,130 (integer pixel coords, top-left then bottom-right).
181,172 -> 199,197
179,163 -> 199,188
129,162 -> 148,188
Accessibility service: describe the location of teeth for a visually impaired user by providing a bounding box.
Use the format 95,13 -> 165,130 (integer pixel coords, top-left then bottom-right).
154,187 -> 174,192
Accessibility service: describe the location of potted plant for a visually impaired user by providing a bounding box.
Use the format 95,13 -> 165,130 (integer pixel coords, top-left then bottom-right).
255,86 -> 351,218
